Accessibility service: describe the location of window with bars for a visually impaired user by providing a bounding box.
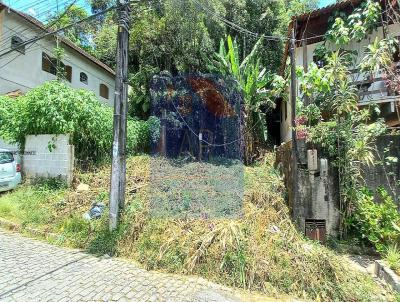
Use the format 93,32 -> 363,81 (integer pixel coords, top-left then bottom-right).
80,72 -> 88,84
42,52 -> 72,82
11,36 -> 25,54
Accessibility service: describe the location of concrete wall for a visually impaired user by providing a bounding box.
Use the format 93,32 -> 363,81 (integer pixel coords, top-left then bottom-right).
279,100 -> 292,144
23,134 -> 74,184
276,140 -> 340,238
363,135 -> 400,203
277,135 -> 400,238
0,10 -> 115,106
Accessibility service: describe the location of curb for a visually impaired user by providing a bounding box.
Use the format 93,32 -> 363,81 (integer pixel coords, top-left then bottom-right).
0,218 -> 58,241
375,260 -> 400,292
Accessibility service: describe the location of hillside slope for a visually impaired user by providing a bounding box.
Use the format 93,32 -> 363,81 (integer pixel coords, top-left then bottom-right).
0,153 -> 394,301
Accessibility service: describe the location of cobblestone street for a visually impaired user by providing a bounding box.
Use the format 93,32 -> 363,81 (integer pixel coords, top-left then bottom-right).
0,229 -> 286,302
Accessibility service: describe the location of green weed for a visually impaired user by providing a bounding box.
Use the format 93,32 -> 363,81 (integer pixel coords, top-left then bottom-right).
385,245 -> 400,275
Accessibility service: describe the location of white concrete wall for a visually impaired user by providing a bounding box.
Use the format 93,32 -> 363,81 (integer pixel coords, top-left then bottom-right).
281,22 -> 400,143
280,100 -> 292,144
0,10 -> 115,106
23,134 -> 74,184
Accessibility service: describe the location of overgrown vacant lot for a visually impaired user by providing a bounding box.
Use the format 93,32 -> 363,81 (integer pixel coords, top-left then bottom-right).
0,154 -> 395,301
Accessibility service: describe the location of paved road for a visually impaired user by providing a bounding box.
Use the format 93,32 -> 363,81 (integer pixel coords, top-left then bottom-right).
0,229 -> 282,302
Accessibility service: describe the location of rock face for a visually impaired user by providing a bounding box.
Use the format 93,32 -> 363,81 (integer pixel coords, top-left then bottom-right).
150,72 -> 245,160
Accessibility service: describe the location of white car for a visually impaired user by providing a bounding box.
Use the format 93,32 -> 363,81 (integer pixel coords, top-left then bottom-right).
0,149 -> 22,192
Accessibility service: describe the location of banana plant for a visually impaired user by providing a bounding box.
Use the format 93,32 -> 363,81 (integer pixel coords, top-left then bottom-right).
209,35 -> 275,147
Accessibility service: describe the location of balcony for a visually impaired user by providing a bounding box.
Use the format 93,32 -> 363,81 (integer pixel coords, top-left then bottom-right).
350,63 -> 400,102
351,68 -> 400,127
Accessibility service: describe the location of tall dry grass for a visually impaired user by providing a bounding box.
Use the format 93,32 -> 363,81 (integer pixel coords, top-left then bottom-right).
112,154 -> 392,301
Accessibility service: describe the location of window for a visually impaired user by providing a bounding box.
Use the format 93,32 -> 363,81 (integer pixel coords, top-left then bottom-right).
80,72 -> 88,84
65,65 -> 72,82
0,152 -> 14,164
42,52 -> 72,82
11,36 -> 25,54
100,84 -> 109,99
42,52 -> 57,75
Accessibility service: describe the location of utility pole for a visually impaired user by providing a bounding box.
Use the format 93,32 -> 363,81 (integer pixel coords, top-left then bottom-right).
110,0 -> 131,231
290,28 -> 299,215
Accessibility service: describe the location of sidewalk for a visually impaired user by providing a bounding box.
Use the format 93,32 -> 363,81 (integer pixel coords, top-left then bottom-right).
0,229 -> 296,302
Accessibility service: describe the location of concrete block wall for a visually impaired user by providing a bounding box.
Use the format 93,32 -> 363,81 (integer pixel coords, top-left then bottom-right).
276,140 -> 340,238
363,135 -> 400,204
23,134 -> 74,184
276,135 -> 400,239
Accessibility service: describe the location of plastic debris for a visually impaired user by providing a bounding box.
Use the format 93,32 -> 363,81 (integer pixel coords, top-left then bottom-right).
83,202 -> 105,220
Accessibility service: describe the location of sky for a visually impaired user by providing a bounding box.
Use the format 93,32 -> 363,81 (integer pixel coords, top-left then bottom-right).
5,0 -> 90,20
8,0 -> 338,17
319,0 -> 337,7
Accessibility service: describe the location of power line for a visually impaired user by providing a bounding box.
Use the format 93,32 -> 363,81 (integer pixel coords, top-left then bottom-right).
0,0 -> 80,69
0,4 -> 117,60
0,0 -> 77,52
0,0 -> 76,44
0,75 -> 33,89
0,0 -> 75,49
0,42 -> 39,69
191,0 -> 288,42
160,80 -> 258,148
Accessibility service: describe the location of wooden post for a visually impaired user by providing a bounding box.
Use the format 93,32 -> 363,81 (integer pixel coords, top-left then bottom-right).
118,1 -> 131,211
110,0 -> 130,230
290,28 -> 299,216
302,37 -> 309,106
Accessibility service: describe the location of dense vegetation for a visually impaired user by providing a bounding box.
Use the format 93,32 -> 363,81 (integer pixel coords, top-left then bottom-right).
294,0 -> 400,268
1,0 -> 400,300
0,81 -> 152,162
49,0 -> 317,120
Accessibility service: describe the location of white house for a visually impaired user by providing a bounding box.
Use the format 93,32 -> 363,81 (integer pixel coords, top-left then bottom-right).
0,3 -> 115,105
279,0 -> 400,143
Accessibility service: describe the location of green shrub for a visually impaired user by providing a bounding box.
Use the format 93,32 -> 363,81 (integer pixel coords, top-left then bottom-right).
0,81 -> 155,162
349,188 -> 400,252
385,244 -> 400,275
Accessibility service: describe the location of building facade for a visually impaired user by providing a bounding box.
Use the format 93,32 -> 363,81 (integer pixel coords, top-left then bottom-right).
280,0 -> 400,143
0,4 -> 115,105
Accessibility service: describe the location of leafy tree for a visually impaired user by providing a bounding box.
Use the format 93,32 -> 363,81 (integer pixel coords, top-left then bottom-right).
350,188 -> 400,252
298,51 -> 387,236
46,5 -> 92,52
286,0 -> 319,16
91,0 -> 294,120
